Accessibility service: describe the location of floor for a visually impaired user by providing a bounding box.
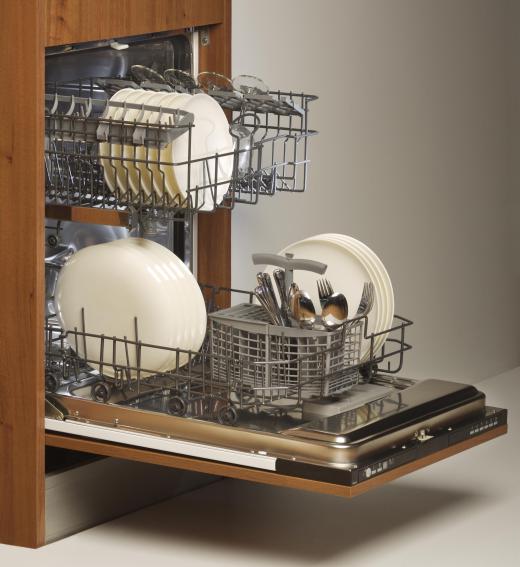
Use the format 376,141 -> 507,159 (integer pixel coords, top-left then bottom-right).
1,368 -> 518,567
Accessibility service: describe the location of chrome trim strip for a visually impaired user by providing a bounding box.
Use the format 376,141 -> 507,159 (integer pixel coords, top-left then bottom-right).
45,417 -> 277,471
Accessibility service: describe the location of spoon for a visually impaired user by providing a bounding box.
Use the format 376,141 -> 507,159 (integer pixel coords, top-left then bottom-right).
321,293 -> 349,330
288,282 -> 299,307
290,290 -> 316,329
286,282 -> 300,327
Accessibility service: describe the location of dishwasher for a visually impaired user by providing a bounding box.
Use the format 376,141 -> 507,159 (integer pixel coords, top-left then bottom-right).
42,29 -> 507,494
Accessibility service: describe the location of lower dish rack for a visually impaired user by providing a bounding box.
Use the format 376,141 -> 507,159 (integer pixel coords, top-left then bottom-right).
45,285 -> 412,426
44,285 -> 507,486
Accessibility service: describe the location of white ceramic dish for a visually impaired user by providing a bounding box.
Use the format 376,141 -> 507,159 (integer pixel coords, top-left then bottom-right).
265,234 -> 394,362
309,234 -> 394,359
54,238 -> 206,378
267,237 -> 379,361
110,237 -> 207,354
169,93 -> 234,211
121,90 -> 159,197
318,233 -> 394,328
133,91 -> 171,197
99,88 -> 139,194
150,239 -> 207,351
308,234 -> 386,335
133,91 -> 187,199
152,92 -> 192,200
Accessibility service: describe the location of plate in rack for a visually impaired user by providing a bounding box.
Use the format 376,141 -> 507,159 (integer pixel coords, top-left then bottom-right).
54,238 -> 206,378
265,234 -> 393,362
99,88 -> 145,196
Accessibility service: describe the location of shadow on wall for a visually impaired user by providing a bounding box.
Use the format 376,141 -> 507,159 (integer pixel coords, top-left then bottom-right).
101,479 -> 488,563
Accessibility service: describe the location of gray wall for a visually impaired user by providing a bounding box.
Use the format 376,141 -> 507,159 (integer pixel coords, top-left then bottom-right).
510,0 -> 520,281
231,0 -> 520,383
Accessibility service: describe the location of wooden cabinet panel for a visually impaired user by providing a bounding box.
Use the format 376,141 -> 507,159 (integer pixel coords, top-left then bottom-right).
0,0 -> 46,549
197,0 -> 232,299
0,0 -> 232,549
46,0 -> 226,47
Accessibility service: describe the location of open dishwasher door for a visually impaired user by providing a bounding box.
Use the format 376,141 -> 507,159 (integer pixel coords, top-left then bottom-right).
45,376 -> 507,496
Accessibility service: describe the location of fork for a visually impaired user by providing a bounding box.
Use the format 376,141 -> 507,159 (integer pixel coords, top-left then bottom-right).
317,278 -> 334,308
350,282 -> 375,322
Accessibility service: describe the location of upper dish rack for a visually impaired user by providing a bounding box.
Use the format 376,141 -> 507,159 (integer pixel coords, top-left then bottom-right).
45,78 -> 317,216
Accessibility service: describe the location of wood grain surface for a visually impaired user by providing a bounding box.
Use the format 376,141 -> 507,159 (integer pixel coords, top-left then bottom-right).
0,0 -> 46,548
0,0 -> 234,549
196,0 -> 232,302
46,0 -> 226,47
45,205 -> 130,227
45,425 -> 507,499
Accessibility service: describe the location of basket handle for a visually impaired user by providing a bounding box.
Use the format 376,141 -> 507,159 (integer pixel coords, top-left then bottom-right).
252,253 -> 327,297
252,253 -> 327,274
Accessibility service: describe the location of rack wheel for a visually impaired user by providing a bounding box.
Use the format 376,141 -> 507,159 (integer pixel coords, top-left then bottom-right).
202,398 -> 213,414
360,363 -> 378,381
45,370 -> 61,393
218,405 -> 238,426
47,233 -> 60,248
92,382 -> 112,403
168,396 -> 187,417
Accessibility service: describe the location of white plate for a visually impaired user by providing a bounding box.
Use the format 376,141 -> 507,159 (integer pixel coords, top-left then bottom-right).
152,92 -> 192,200
310,234 -> 394,359
267,236 -> 388,362
121,90 -> 160,197
150,240 -> 207,352
133,92 -> 188,199
169,93 -> 234,211
301,233 -> 394,359
111,237 -> 207,355
318,234 -> 394,330
99,88 -> 140,194
133,91 -> 171,197
308,234 -> 386,339
54,238 -> 206,377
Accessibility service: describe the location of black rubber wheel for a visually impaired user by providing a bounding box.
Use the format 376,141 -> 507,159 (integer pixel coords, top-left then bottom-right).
202,398 -> 213,414
45,371 -> 61,393
218,405 -> 238,426
92,382 -> 112,403
360,363 -> 378,381
47,234 -> 60,248
168,396 -> 187,417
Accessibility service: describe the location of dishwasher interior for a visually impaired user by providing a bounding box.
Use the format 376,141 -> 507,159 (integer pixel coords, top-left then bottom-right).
44,30 -> 507,488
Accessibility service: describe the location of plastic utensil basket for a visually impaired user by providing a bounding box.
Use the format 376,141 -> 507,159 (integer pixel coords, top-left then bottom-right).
208,303 -> 362,400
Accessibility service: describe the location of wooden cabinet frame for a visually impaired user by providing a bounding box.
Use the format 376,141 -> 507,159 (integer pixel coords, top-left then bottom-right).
0,0 -> 231,548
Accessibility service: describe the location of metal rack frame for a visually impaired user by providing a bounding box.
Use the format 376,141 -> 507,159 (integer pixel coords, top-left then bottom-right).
44,285 -> 412,426
45,79 -> 317,218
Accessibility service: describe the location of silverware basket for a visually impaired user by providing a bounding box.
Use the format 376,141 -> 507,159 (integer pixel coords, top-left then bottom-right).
209,303 -> 363,401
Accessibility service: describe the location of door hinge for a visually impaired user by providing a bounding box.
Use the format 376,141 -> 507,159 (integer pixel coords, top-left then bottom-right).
199,27 -> 210,47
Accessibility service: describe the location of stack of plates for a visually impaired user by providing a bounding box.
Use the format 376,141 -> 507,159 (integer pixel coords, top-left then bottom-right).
99,89 -> 234,211
267,233 -> 394,362
54,238 -> 207,377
